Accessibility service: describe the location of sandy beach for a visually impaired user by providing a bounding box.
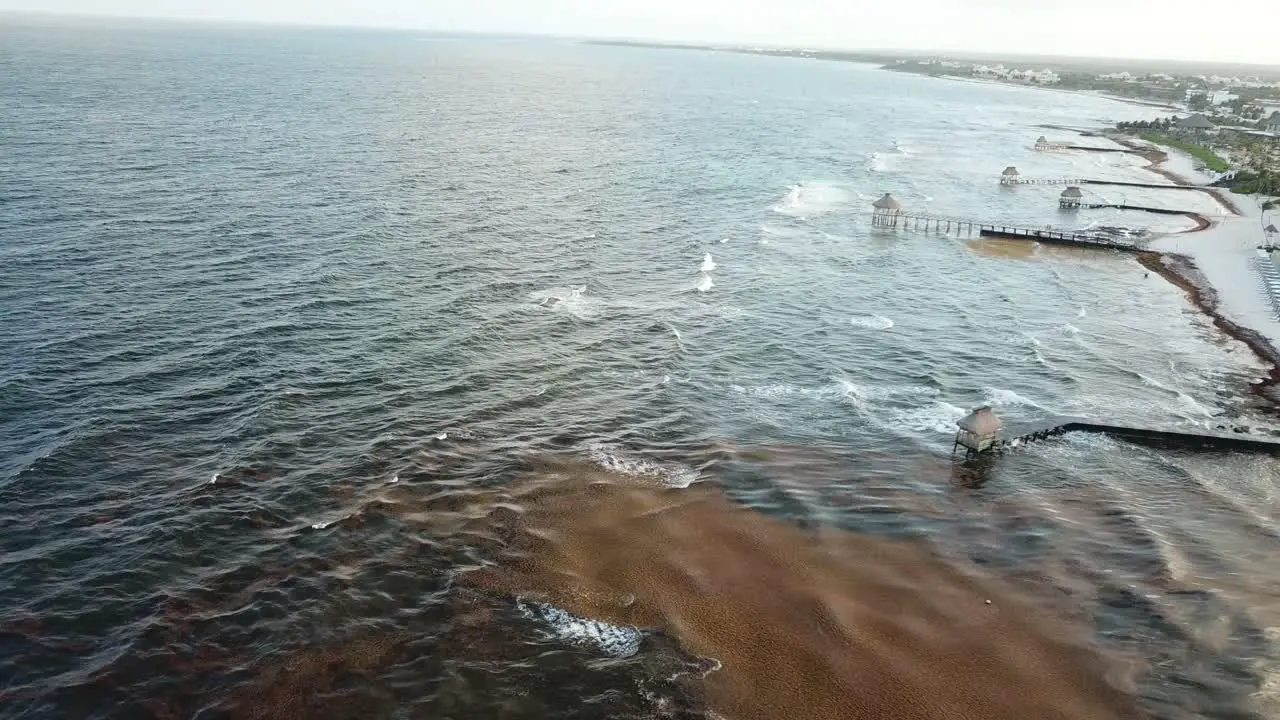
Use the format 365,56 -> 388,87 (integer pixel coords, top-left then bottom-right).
1115,135 -> 1280,404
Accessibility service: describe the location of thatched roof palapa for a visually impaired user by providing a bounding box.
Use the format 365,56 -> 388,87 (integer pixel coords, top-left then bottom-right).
957,406 -> 1002,436
1178,114 -> 1214,130
873,193 -> 903,211
1060,186 -> 1083,199
1002,166 -> 1020,176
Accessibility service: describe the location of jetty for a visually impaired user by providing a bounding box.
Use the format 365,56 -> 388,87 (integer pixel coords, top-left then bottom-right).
870,193 -> 1143,252
953,407 -> 1280,458
999,168 -> 1218,192
1034,136 -> 1145,155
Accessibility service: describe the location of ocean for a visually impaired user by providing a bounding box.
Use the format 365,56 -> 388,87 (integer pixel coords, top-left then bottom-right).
2,16 -> 1279,719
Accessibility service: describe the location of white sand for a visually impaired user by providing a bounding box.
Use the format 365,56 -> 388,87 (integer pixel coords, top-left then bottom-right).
1150,200 -> 1280,347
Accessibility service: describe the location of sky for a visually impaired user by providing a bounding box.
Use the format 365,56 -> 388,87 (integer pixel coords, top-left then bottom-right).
2,0 -> 1278,65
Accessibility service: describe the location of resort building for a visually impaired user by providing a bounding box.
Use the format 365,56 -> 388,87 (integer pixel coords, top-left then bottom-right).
1177,114 -> 1216,135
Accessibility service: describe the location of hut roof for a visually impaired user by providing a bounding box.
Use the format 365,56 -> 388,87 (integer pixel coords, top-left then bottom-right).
1178,114 -> 1214,129
1269,111 -> 1280,121
1267,224 -> 1279,234
957,406 -> 1002,435
1036,136 -> 1049,143
872,193 -> 903,210
1002,166 -> 1020,176
1060,186 -> 1083,198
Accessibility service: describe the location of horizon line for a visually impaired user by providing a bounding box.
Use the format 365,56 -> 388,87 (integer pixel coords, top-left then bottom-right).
3,8 -> 1279,70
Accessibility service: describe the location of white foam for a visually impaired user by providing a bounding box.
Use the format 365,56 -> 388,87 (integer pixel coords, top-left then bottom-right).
700,253 -> 717,273
696,273 -> 714,293
517,598 -> 643,658
850,314 -> 894,330
1062,323 -> 1081,336
866,151 -> 895,173
719,237 -> 729,243
1077,306 -> 1088,318
434,432 -> 448,441
772,183 -> 853,218
984,387 -> 1044,410
586,444 -> 699,489
1175,391 -> 1217,419
891,401 -> 969,434
529,286 -> 601,319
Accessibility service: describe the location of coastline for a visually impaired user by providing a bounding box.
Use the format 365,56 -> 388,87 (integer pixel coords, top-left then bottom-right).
884,69 -> 1181,111
1119,137 -> 1280,408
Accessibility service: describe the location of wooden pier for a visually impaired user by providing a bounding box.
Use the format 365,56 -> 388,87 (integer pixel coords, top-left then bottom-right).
1000,419 -> 1280,455
871,206 -> 1142,252
1002,177 -> 1205,191
953,408 -> 1280,459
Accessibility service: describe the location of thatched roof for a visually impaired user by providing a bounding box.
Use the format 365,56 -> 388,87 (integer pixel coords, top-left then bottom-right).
957,406 -> 1002,435
1002,166 -> 1020,176
1178,114 -> 1214,129
1060,186 -> 1083,199
1036,136 -> 1049,144
1267,224 -> 1279,234
872,193 -> 903,211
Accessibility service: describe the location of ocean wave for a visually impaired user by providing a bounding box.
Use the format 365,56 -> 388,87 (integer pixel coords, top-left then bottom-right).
696,273 -> 714,293
516,598 -> 643,658
700,253 -> 717,273
772,183 -> 853,218
529,285 -> 602,319
586,444 -> 699,488
983,387 -> 1044,410
849,314 -> 894,330
889,401 -> 970,435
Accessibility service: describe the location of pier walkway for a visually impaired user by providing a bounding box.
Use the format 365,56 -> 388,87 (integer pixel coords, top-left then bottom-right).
1004,177 -> 1211,192
998,419 -> 1280,455
874,210 -> 1143,252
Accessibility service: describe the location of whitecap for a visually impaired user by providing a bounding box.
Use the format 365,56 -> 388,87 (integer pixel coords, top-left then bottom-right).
866,152 -> 895,173
517,598 -> 643,658
696,273 -> 714,293
586,444 -> 699,488
1062,323 -> 1080,336
700,253 -> 717,273
890,401 -> 969,435
434,432 -> 448,441
1077,306 -> 1087,318
984,387 -> 1043,410
529,286 -> 601,319
849,314 -> 894,330
719,237 -> 729,243
772,183 -> 853,217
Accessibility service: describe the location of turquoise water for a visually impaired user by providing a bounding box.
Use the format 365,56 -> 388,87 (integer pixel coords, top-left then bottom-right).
2,17 -> 1279,718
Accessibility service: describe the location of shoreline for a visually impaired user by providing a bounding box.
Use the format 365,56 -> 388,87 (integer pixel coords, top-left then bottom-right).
887,70 -> 1181,111
1116,136 -> 1280,409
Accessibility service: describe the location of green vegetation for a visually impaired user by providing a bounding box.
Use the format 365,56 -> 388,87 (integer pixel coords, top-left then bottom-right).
1229,170 -> 1280,196
1120,129 -> 1230,172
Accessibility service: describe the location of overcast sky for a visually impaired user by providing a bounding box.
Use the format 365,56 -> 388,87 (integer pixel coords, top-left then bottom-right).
3,0 -> 1277,65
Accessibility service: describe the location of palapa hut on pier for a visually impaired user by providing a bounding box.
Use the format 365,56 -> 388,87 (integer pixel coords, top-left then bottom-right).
1059,186 -> 1083,210
1034,136 -> 1070,152
1000,166 -> 1021,185
954,406 -> 1003,455
872,193 -> 904,227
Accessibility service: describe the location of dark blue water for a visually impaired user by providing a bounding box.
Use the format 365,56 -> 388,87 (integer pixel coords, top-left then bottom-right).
3,16 -> 1280,719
